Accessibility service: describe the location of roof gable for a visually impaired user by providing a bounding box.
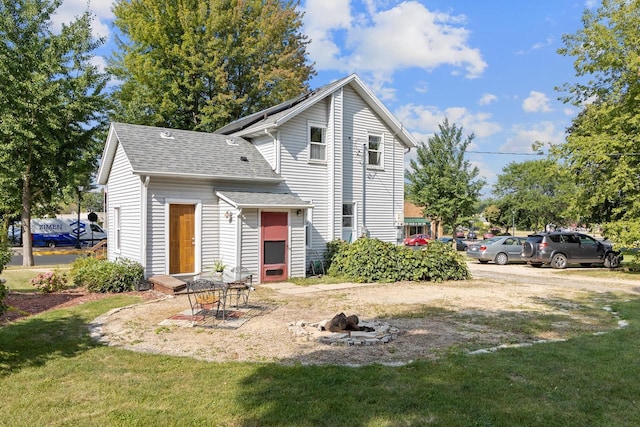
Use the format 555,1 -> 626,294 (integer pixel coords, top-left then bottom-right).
97,123 -> 282,184
216,74 -> 417,149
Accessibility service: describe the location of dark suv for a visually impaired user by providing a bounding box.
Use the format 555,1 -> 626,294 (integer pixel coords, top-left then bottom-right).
521,232 -> 622,269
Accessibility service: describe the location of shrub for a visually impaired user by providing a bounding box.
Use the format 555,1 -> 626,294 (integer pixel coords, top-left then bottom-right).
324,239 -> 349,271
0,239 -> 11,316
328,237 -> 469,283
30,270 -> 68,293
72,256 -> 144,293
0,280 -> 7,318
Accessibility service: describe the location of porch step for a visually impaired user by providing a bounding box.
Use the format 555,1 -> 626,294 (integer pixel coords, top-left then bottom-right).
148,275 -> 186,295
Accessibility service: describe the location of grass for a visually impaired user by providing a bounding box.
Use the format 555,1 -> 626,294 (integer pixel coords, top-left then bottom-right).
3,269 -> 640,425
3,265 -> 74,292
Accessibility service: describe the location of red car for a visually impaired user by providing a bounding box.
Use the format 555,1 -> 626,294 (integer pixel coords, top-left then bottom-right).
404,233 -> 430,246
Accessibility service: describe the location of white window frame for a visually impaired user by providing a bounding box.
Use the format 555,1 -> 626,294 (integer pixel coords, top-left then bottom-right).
342,202 -> 356,242
367,133 -> 383,169
305,206 -> 313,248
113,206 -> 121,253
308,121 -> 327,163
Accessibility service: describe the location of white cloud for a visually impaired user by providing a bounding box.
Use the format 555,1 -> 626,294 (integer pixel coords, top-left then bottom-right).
499,121 -> 565,153
479,93 -> 497,106
395,103 -> 502,139
303,0 -> 487,88
522,91 -> 553,113
51,0 -> 113,40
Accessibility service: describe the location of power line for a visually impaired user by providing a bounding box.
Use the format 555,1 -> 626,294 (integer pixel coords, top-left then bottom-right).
467,151 -> 545,156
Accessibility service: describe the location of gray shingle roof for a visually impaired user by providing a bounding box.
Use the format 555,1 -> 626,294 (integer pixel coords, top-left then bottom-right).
216,190 -> 313,209
111,122 -> 281,182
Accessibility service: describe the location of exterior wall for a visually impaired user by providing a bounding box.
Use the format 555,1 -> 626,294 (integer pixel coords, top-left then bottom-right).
105,142 -> 142,264
218,199 -> 238,271
275,101 -> 330,261
252,134 -> 276,171
145,178 -> 218,277
342,85 -> 404,244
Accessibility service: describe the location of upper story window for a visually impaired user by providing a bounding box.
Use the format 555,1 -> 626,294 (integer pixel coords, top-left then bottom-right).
308,122 -> 326,163
368,134 -> 383,168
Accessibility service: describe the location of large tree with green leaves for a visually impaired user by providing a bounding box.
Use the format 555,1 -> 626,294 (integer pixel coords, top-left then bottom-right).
109,0 -> 315,132
492,159 -> 575,232
0,0 -> 110,266
405,119 -> 485,239
556,0 -> 640,247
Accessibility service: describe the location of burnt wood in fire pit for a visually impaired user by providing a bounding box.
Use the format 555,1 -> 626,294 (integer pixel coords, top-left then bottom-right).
323,313 -> 374,332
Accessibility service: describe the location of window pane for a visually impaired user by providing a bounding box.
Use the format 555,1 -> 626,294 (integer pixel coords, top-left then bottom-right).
369,135 -> 380,150
310,127 -> 323,143
342,217 -> 352,227
310,143 -> 325,160
264,241 -> 285,264
342,204 -> 353,215
368,152 -> 380,166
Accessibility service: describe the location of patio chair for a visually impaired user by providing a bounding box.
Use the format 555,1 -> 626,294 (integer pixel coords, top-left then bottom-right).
226,267 -> 254,309
186,279 -> 221,325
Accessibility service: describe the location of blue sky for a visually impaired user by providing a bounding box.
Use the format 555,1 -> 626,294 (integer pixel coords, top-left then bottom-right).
51,0 -> 597,194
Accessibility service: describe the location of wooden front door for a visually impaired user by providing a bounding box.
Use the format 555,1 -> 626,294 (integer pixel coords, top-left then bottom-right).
169,204 -> 195,274
261,212 -> 288,282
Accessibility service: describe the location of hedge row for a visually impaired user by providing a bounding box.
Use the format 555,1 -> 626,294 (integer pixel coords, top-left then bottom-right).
327,237 -> 470,283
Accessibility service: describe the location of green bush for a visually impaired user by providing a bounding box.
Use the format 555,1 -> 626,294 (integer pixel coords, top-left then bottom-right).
30,270 -> 68,293
327,237 -> 470,283
0,280 -> 7,318
324,239 -> 349,271
72,256 -> 144,293
0,239 -> 11,316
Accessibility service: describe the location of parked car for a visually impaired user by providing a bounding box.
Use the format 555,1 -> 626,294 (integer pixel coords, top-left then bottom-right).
521,232 -> 623,269
466,236 -> 526,265
438,237 -> 468,251
482,232 -> 494,239
404,233 -> 430,246
455,230 -> 465,238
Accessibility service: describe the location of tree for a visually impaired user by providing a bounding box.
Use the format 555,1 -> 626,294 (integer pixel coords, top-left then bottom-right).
405,119 -> 485,241
0,0 -> 110,266
109,0 -> 315,132
492,159 -> 574,232
556,0 -> 640,246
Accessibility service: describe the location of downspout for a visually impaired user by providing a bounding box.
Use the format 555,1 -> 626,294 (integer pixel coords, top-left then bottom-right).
362,142 -> 367,236
236,208 -> 243,272
141,176 -> 150,274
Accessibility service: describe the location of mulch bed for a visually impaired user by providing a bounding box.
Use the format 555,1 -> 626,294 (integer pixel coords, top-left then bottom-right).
1,289 -> 159,324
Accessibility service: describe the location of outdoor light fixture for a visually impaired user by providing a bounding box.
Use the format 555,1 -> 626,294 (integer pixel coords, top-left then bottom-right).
224,211 -> 233,220
75,185 -> 84,249
296,209 -> 302,217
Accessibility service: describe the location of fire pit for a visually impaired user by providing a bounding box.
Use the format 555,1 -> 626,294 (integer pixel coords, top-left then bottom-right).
288,313 -> 399,346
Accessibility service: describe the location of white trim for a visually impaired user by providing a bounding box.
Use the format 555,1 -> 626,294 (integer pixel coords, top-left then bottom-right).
113,205 -> 121,254
141,176 -> 149,269
164,198 -> 202,276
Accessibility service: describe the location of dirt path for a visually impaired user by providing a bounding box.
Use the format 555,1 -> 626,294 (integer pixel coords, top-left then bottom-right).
90,263 -> 640,366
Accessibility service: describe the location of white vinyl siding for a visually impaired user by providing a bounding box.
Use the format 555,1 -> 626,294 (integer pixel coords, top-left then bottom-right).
105,143 -> 142,265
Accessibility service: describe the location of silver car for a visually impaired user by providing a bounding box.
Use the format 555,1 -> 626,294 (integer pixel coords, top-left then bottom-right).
466,236 -> 526,265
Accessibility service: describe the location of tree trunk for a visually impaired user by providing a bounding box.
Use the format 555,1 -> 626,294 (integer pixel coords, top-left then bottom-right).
22,173 -> 34,267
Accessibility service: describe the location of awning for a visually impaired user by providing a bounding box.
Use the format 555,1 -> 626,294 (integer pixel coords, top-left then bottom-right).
216,190 -> 314,209
404,217 -> 430,225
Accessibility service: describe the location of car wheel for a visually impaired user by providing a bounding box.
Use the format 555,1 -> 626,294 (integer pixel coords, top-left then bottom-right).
47,241 -> 56,248
604,252 -> 621,269
529,263 -> 543,268
522,241 -> 535,257
551,253 -> 568,269
479,260 -> 489,264
495,253 -> 508,265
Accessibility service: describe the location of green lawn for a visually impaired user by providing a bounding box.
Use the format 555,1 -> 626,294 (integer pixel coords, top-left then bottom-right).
2,275 -> 640,425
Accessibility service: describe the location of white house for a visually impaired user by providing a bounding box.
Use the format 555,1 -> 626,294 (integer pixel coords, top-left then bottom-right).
97,74 -> 416,283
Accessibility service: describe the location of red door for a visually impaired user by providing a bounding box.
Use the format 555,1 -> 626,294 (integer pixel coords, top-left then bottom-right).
261,212 -> 288,282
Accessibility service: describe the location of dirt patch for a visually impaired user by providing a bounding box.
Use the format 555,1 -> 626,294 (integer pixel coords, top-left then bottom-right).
4,264 -> 639,366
